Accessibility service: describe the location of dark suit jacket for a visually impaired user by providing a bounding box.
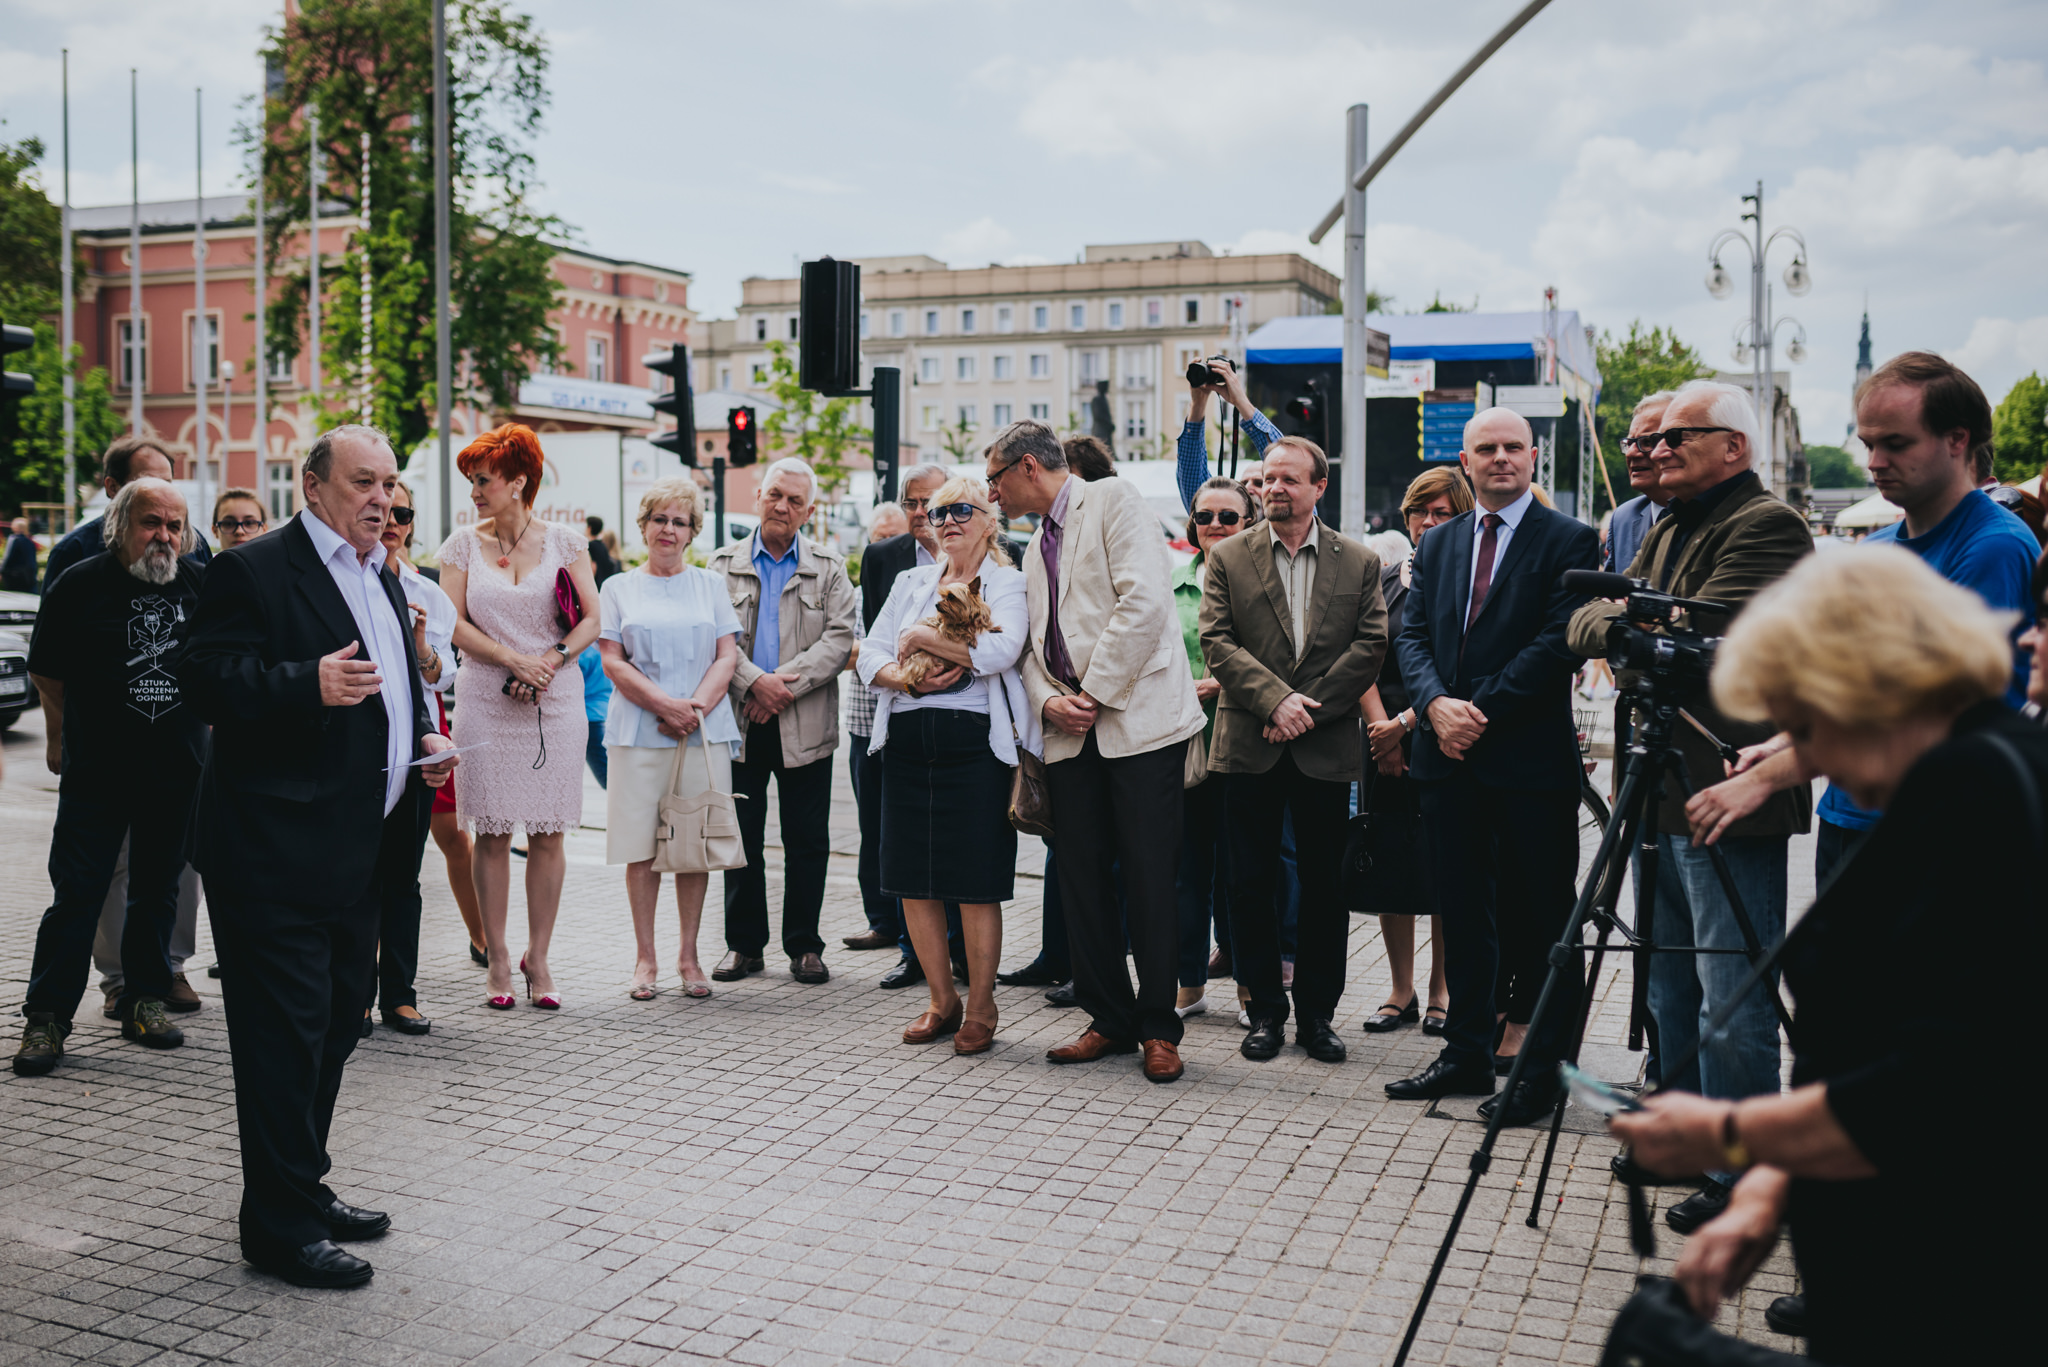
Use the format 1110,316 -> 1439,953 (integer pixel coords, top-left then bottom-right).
185,515 -> 434,907
1396,499 -> 1601,791
1568,470 -> 1813,837
1199,521 -> 1388,781
860,533 -> 921,633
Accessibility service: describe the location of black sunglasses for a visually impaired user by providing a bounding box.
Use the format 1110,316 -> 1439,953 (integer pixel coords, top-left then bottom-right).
1636,427 -> 1735,452
388,505 -> 416,525
928,502 -> 983,525
1192,509 -> 1242,527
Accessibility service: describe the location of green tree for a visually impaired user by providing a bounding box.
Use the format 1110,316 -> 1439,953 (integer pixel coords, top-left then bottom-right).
1801,443 -> 1867,489
1420,292 -> 1475,313
755,341 -> 867,497
1591,322 -> 1714,514
936,413 -> 977,464
255,0 -> 568,450
1992,372 -> 2048,484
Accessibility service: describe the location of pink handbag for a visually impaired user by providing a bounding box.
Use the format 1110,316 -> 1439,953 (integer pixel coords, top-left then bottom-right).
553,568 -> 582,634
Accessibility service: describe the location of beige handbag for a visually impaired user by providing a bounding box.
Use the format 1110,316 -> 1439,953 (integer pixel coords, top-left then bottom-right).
650,739 -> 746,874
1183,729 -> 1209,789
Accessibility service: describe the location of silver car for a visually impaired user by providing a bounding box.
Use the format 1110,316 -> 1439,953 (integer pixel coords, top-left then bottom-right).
0,627 -> 29,731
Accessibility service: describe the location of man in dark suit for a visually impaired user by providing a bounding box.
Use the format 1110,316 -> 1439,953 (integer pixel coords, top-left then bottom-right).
1386,407 -> 1600,1125
1199,436 -> 1387,1063
185,424 -> 455,1288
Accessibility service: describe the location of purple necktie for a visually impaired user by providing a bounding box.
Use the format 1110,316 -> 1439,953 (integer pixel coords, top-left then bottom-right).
1041,516 -> 1079,689
1466,513 -> 1503,634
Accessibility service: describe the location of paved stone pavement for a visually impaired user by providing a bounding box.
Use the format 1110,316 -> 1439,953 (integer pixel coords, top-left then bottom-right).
0,704 -> 1812,1367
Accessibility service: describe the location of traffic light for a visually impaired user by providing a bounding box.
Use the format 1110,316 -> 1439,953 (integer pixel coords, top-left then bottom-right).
727,406 -> 758,466
643,343 -> 695,467
798,257 -> 860,395
1,320 -> 35,459
1284,392 -> 1320,428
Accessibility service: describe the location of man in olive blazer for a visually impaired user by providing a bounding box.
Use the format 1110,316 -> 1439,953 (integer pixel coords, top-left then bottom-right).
1200,438 -> 1387,1063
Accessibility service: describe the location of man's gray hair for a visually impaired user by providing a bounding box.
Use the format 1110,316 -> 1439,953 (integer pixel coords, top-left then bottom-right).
103,476 -> 195,556
1632,389 -> 1678,418
760,456 -> 818,503
985,419 -> 1066,472
304,423 -> 394,482
1672,379 -> 1763,456
898,461 -> 952,492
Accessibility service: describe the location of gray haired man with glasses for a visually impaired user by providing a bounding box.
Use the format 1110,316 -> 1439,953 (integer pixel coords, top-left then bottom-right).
1605,391 -> 1676,573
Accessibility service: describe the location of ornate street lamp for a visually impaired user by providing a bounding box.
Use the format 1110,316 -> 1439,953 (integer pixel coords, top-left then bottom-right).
1707,181 -> 1811,494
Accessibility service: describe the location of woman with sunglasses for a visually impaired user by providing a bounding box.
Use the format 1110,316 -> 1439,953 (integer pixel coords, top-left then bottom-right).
1171,477 -> 1260,1020
858,477 -> 1035,1055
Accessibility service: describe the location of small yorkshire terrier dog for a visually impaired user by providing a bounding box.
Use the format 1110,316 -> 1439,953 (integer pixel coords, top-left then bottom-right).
898,578 -> 998,690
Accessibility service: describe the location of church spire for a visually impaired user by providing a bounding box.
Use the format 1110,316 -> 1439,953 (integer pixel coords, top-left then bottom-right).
1848,300 -> 1873,442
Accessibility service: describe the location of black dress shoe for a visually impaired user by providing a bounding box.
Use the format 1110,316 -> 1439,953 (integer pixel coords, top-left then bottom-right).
710,952 -> 764,983
1479,1074 -> 1564,1127
1421,1006 -> 1447,1036
1494,1051 -> 1520,1077
1609,1150 -> 1696,1187
951,959 -> 969,985
379,1009 -> 432,1036
1385,1055 -> 1495,1101
469,942 -> 489,967
1360,1000 -> 1420,1034
791,952 -> 830,984
1665,1179 -> 1733,1234
1298,1018 -> 1346,1063
878,957 -> 925,989
360,1013 -> 374,1039
1765,1294 -> 1807,1337
1241,1016 -> 1285,1060
1044,980 -> 1076,1007
248,1238 -> 373,1289
325,1199 -> 392,1240
996,959 -> 1065,987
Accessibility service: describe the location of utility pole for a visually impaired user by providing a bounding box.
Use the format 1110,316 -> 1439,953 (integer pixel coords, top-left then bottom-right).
360,130 -> 372,422
433,0 -> 454,540
130,71 -> 143,437
1339,103 -> 1368,540
195,89 -> 210,524
60,50 -> 74,528
308,104 -> 321,417
253,78 -> 268,509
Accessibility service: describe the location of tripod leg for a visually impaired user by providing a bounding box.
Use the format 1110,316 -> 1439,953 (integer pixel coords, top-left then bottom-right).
1525,922 -> 1615,1227
1628,802 -> 1663,1054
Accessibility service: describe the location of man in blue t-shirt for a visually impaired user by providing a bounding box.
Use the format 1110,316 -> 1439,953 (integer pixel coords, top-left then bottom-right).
1685,351 -> 2038,883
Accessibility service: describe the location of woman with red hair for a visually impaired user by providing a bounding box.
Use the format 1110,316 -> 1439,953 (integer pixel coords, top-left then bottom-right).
437,424 -> 602,1011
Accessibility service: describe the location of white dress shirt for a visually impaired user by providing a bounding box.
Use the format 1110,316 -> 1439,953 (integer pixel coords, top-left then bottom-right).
396,561 -> 457,695
299,511 -> 415,814
857,556 -> 1041,764
1465,486 -> 1537,622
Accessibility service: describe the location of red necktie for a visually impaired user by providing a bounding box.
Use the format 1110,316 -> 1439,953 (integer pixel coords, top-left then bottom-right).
1465,513 -> 1503,634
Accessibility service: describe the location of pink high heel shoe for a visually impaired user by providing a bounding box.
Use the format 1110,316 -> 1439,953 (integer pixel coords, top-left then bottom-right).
520,954 -> 560,1010
485,953 -> 515,1009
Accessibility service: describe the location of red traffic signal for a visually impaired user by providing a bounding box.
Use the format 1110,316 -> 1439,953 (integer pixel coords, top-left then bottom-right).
727,406 -> 758,466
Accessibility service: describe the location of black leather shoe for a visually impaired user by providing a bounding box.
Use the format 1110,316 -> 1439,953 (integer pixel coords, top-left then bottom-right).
791,953 -> 830,984
996,959 -> 1065,987
248,1238 -> 373,1288
1298,1018 -> 1346,1063
710,952 -> 764,982
1385,1055 -> 1495,1101
1765,1294 -> 1807,1337
878,957 -> 925,989
1609,1150 -> 1695,1187
324,1199 -> 392,1241
1044,980 -> 1076,1007
360,1013 -> 374,1039
1494,1051 -> 1519,1076
1421,1006 -> 1447,1036
1359,1000 -> 1420,1034
1665,1179 -> 1733,1234
951,959 -> 969,985
1478,1074 -> 1564,1127
1241,1016 -> 1285,1060
469,942 -> 489,967
379,1009 -> 432,1036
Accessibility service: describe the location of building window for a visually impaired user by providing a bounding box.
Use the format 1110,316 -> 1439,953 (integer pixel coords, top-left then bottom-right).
889,309 -> 905,337
1145,298 -> 1162,328
992,402 -> 1012,426
1183,297 -> 1200,325
788,316 -> 799,341
1125,403 -> 1147,439
1121,350 -> 1154,389
1223,296 -> 1243,323
119,318 -> 148,389
996,305 -> 1013,333
586,335 -> 608,383
924,309 -> 940,336
1029,402 -> 1050,421
265,460 -> 296,522
266,348 -> 293,384
961,307 -> 977,334
1033,304 -> 1049,331
718,365 -> 732,390
992,354 -> 1013,381
956,355 -> 977,382
1069,302 -> 1085,330
188,314 -> 221,386
958,404 -> 978,429
920,404 -> 942,431
859,312 -> 870,339
1028,352 -> 1050,379
751,362 -> 767,384
1108,301 -> 1125,329
755,317 -> 768,341
919,356 -> 941,383
1078,350 -> 1103,384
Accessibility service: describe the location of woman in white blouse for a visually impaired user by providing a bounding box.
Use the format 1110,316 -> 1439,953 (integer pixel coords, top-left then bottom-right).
598,479 -> 742,1000
858,477 -> 1039,1056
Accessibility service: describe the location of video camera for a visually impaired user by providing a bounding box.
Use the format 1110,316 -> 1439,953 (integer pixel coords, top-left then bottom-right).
1560,569 -> 1730,695
1186,355 -> 1237,389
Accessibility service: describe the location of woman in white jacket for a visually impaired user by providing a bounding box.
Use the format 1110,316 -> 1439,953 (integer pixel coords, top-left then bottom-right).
859,477 -> 1040,1056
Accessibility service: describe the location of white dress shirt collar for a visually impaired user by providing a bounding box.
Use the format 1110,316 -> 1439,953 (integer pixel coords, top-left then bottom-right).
1474,486 -> 1536,534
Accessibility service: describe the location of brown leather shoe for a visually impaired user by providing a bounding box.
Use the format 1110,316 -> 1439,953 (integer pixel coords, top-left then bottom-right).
954,1020 -> 995,1055
842,929 -> 895,951
1141,1039 -> 1184,1083
163,972 -> 202,1013
791,953 -> 830,984
1046,1029 -> 1137,1064
902,1003 -> 963,1043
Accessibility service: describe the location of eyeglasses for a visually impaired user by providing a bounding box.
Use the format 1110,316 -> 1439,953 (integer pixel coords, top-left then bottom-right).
985,453 -> 1025,484
1619,434 -> 1657,452
388,506 -> 416,526
1635,427 -> 1736,452
901,497 -> 932,512
646,514 -> 695,531
213,517 -> 267,533
928,502 -> 983,526
1192,509 -> 1242,527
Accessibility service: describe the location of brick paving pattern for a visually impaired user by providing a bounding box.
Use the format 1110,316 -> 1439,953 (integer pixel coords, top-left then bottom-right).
0,706 -> 1808,1366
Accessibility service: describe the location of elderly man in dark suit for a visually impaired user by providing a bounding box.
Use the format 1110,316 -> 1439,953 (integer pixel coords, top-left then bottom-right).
185,424 -> 455,1289
1200,436 -> 1387,1063
1385,407 -> 1601,1126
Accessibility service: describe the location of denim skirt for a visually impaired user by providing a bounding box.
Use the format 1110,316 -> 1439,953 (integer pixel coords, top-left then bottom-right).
880,707 -> 1017,903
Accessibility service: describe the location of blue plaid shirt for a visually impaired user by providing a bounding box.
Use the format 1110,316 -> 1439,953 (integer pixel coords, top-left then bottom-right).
1176,408 -> 1283,509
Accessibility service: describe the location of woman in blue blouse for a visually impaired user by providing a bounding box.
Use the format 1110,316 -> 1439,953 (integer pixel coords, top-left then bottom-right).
599,480 -> 742,1000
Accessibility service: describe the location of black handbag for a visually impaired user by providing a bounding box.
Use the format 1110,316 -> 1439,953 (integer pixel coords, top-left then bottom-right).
1342,729 -> 1426,914
1600,1278 -> 1806,1367
1339,761 -> 1376,912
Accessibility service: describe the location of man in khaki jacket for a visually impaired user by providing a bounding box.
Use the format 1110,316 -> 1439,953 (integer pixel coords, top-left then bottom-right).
1200,437 -> 1387,1064
987,421 -> 1205,1083
707,458 -> 860,986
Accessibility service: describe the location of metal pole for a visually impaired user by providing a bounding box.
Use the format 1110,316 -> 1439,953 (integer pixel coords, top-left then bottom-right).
195,89 -> 210,525
870,365 -> 900,503
253,88 -> 268,504
434,0 -> 453,541
713,456 -> 727,549
60,49 -> 74,528
1339,103 -> 1368,540
309,105 -> 321,418
1749,181 -> 1765,494
130,71 -> 143,436
360,130 -> 372,421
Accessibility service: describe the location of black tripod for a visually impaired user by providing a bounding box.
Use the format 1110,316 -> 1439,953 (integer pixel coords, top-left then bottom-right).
1389,668 -> 1795,1367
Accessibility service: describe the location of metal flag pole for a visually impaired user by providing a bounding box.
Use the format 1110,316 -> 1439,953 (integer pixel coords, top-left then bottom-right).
308,104 -> 322,417
60,49 -> 75,529
434,0 -> 454,541
1339,103 -> 1368,540
360,130 -> 372,421
195,89 -> 211,525
130,71 -> 143,436
253,79 -> 268,507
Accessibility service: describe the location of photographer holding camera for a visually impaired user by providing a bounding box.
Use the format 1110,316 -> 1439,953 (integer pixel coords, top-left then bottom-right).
1177,357 -> 1281,512
1566,379 -> 1812,1231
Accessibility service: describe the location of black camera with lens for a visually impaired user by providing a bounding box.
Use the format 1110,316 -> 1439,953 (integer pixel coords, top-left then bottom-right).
1561,570 -> 1729,697
1186,355 -> 1236,389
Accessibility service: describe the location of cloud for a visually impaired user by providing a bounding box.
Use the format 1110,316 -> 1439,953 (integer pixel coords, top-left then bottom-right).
1946,316 -> 2048,405
936,216 -> 1018,266
759,171 -> 860,197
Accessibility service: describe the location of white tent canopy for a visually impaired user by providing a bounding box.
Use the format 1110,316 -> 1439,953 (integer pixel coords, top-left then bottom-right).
1833,491 -> 1905,530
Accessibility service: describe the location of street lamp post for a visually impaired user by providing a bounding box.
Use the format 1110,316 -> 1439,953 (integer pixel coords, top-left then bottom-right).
1706,180 -> 1810,497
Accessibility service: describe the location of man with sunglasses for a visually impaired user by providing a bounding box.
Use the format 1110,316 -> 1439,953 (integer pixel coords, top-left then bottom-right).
1606,392 -> 1677,574
1567,378 -> 1812,1229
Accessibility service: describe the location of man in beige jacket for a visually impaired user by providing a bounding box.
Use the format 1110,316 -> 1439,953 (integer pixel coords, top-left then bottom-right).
707,458 -> 860,985
986,421 -> 1205,1083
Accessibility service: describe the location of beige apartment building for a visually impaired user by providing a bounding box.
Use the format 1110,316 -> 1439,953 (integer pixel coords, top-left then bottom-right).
696,242 -> 1341,460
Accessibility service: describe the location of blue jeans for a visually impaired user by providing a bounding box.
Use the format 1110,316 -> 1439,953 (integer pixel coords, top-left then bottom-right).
585,720 -> 608,789
1648,832 -> 1787,1103
1814,818 -> 1861,888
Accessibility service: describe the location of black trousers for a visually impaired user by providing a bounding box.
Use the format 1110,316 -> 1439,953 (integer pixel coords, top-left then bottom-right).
847,733 -> 898,937
210,800 -> 414,1254
26,776 -> 195,1022
1222,756 -> 1351,1026
726,715 -> 832,959
1045,732 -> 1184,1046
1418,771 -> 1581,1071
373,787 -> 435,1012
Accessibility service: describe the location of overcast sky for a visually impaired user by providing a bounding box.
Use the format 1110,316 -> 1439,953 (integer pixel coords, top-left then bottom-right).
5,0 -> 2045,444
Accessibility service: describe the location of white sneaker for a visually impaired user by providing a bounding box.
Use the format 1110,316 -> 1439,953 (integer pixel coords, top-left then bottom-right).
1175,994 -> 1209,1019
1237,1008 -> 1251,1028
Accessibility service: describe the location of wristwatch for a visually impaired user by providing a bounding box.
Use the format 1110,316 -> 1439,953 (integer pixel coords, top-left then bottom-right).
1397,709 -> 1414,734
546,642 -> 569,661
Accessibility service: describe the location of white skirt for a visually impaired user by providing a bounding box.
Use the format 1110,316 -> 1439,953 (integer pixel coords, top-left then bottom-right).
605,739 -> 734,865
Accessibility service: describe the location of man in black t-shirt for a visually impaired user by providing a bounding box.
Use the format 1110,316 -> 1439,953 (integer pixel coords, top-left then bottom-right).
15,478 -> 208,1076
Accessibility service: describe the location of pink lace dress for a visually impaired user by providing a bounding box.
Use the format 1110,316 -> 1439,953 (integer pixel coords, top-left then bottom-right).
438,522 -> 588,836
